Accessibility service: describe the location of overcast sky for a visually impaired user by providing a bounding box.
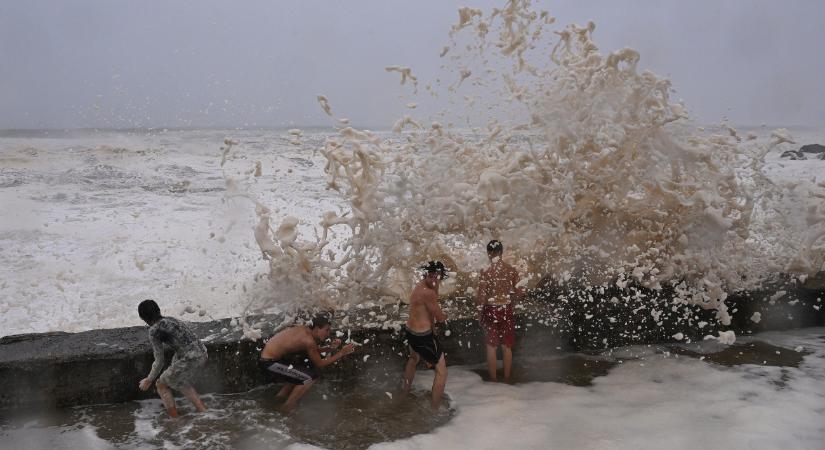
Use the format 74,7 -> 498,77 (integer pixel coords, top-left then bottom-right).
1,0 -> 824,129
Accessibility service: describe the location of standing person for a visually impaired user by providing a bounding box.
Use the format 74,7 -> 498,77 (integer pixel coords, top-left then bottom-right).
403,261 -> 449,409
476,240 -> 523,382
137,299 -> 208,418
259,315 -> 356,413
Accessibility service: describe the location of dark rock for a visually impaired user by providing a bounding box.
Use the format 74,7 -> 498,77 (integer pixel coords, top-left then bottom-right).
800,144 -> 825,154
781,150 -> 806,160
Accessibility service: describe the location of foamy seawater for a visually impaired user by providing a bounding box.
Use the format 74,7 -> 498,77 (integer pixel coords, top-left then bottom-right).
381,327 -> 825,450
0,126 -> 823,336
0,128 -> 347,336
2,327 -> 824,449
3,2 -> 825,337
0,372 -> 452,449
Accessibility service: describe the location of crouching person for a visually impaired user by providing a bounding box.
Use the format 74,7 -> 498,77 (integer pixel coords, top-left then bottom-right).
137,299 -> 208,418
259,315 -> 356,413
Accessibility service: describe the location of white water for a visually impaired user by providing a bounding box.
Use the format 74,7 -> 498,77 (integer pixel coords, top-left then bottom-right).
1,1 -> 825,337
0,126 -> 822,337
0,128 -> 341,335
381,328 -> 825,450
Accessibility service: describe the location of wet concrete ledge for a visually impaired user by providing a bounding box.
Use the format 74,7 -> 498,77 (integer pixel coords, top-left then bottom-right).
0,315 -> 505,411
1,276 -> 823,410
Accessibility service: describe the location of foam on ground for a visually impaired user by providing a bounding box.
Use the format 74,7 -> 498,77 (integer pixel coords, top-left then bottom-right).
376,327 -> 825,450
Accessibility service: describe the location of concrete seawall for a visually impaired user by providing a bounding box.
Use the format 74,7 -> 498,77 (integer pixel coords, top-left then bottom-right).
1,276 -> 822,410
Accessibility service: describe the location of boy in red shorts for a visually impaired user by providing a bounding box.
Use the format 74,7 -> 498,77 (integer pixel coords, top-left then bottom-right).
476,240 -> 523,382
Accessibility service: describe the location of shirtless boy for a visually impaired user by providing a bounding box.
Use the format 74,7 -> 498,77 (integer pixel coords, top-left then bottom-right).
403,260 -> 449,409
138,299 -> 208,418
259,315 -> 356,412
476,240 -> 523,382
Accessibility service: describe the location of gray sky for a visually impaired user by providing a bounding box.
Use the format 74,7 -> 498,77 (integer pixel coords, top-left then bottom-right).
1,0 -> 824,129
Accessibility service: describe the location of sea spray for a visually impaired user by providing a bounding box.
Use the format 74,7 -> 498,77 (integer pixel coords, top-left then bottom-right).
226,0 -> 825,332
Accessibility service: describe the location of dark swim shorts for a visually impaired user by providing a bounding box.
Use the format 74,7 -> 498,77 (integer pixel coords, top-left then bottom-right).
258,354 -> 318,385
405,328 -> 443,366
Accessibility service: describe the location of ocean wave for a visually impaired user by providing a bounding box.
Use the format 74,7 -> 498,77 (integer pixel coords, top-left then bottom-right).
0,169 -> 25,188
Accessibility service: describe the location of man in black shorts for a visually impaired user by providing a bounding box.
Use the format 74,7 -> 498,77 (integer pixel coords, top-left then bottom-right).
259,315 -> 356,412
403,261 -> 448,409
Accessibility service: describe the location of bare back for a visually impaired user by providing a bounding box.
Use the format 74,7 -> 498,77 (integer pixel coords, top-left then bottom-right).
260,326 -> 314,360
406,280 -> 446,333
477,259 -> 520,306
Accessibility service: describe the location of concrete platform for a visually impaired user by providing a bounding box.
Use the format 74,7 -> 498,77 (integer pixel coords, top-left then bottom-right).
1,276 -> 822,410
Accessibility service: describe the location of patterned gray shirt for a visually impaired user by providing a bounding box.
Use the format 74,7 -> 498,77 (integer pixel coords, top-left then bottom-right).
147,317 -> 207,382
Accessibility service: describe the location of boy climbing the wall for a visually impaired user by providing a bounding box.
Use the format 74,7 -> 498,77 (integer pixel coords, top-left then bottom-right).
138,299 -> 208,418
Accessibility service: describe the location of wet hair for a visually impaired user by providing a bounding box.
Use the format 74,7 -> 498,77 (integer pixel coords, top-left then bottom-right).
420,260 -> 448,279
487,240 -> 503,254
138,299 -> 162,324
309,315 -> 331,329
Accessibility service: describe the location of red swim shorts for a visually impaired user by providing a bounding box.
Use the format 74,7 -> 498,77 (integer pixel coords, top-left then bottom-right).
481,304 -> 515,348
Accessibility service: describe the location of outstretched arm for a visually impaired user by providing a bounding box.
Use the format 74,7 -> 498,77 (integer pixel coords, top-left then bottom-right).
475,273 -> 487,306
307,340 -> 356,369
513,272 -> 527,300
319,338 -> 342,354
139,335 -> 165,390
511,271 -> 525,304
426,293 -> 447,323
